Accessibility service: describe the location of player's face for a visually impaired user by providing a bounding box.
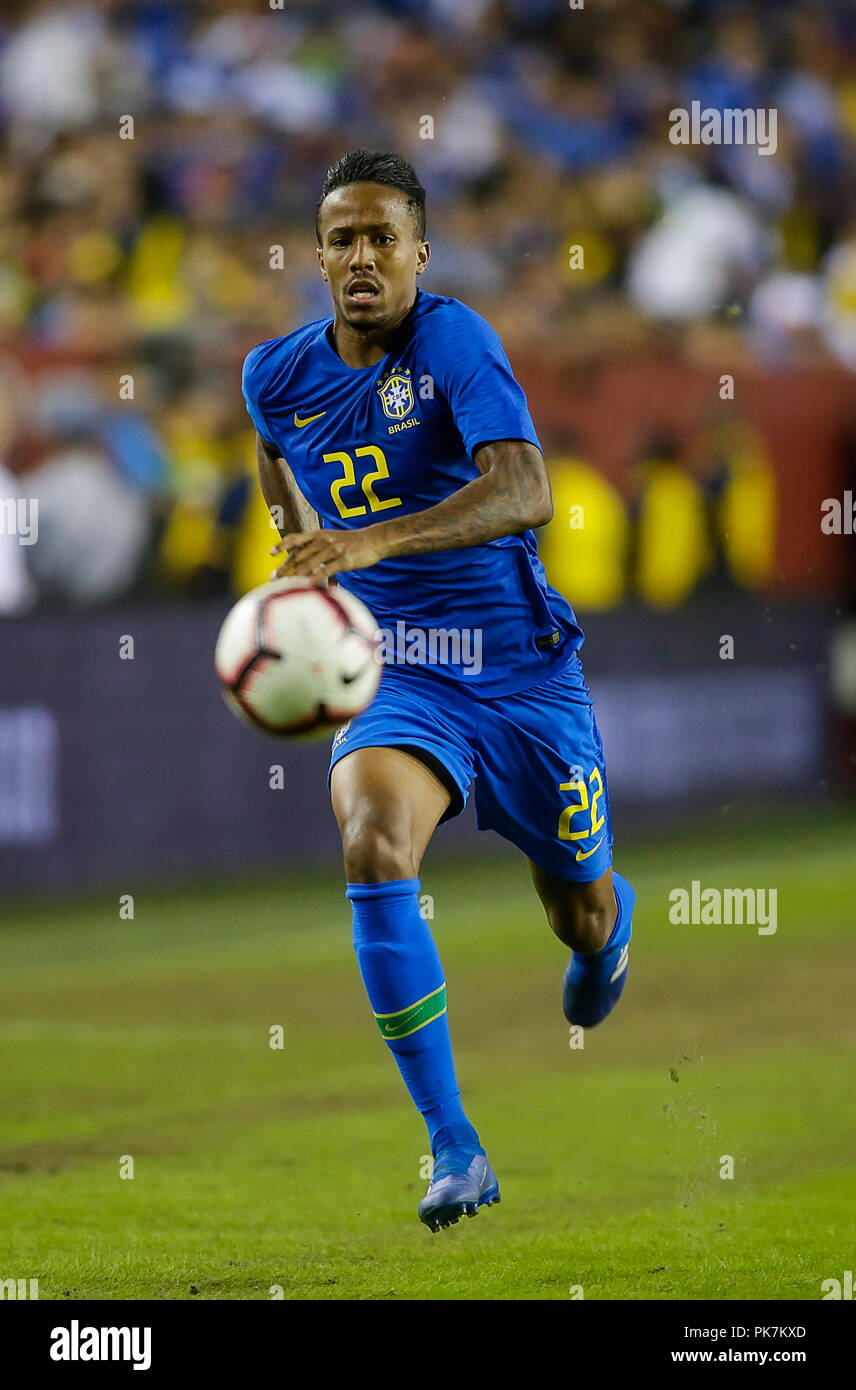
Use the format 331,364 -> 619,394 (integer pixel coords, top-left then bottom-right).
317,183 -> 429,333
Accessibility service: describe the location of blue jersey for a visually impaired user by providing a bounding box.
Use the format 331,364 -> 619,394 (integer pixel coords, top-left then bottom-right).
242,288 -> 583,696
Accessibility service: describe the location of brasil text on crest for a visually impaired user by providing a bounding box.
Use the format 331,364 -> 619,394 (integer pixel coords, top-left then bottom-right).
377,368 -> 420,433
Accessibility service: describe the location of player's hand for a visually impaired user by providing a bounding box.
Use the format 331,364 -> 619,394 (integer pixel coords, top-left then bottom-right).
269,527 -> 385,581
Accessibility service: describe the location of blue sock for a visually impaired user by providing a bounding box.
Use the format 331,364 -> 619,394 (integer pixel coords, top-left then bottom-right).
347,878 -> 483,1159
606,870 -> 634,952
562,868 -> 635,1027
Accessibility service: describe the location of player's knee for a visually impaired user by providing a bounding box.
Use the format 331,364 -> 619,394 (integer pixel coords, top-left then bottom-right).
340,812 -> 419,883
547,881 -> 616,954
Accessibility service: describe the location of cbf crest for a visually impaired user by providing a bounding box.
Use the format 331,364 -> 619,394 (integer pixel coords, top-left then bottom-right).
377,367 -> 414,421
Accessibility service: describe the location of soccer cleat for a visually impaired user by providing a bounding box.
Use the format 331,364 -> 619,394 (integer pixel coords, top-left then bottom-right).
417,1150 -> 501,1232
563,870 -> 635,1028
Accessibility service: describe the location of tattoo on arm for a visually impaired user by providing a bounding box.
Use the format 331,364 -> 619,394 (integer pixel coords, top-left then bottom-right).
373,439 -> 553,560
256,433 -> 319,539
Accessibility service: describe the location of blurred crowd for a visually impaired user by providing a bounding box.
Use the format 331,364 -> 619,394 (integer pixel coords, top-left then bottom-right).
0,0 -> 855,611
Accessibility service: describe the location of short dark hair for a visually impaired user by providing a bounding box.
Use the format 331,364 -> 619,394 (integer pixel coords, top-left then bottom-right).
315,149 -> 426,243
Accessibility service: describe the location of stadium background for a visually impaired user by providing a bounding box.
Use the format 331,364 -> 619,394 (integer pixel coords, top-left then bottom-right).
1,0 -> 854,1303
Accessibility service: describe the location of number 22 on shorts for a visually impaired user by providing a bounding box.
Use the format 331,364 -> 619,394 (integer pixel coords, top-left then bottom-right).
557,767 -> 605,842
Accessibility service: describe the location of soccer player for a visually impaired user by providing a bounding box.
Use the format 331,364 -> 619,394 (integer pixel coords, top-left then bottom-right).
242,150 -> 635,1232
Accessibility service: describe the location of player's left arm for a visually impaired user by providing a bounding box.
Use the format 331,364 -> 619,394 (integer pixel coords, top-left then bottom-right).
270,438 -> 552,578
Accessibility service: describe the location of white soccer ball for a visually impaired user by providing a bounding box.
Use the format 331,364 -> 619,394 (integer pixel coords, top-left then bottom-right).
214,578 -> 381,737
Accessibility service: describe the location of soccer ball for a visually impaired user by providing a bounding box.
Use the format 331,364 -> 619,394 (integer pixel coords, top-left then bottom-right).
214,578 -> 381,737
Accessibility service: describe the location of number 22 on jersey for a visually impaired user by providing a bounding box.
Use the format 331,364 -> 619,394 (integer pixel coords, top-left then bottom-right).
324,445 -> 402,519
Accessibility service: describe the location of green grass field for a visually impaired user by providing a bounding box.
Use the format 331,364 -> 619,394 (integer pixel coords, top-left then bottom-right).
1,808 -> 854,1301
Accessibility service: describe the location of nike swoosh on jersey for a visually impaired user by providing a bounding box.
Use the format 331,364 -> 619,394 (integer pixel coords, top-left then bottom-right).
293,410 -> 326,428
575,837 -> 604,862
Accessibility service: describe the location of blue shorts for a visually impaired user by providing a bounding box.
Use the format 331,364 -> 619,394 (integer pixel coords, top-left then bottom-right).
328,653 -> 614,882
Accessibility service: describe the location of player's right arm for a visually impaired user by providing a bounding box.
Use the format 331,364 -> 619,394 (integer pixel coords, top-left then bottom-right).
256,432 -> 319,541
